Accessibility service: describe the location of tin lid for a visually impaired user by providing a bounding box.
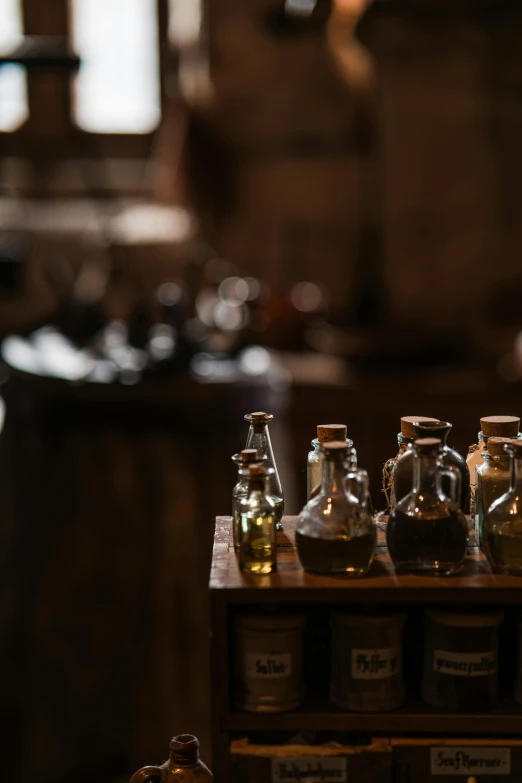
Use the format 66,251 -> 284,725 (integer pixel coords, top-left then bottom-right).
481,415 -> 520,437
427,609 -> 504,628
486,437 -> 515,457
401,416 -> 438,439
331,609 -> 406,629
237,613 -> 306,632
317,424 -> 347,443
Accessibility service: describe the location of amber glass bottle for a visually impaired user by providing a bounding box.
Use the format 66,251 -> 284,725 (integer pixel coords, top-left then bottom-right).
129,734 -> 212,782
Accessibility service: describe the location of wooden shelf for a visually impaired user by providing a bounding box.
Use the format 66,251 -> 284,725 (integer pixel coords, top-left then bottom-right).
223,698 -> 522,735
210,516 -> 522,605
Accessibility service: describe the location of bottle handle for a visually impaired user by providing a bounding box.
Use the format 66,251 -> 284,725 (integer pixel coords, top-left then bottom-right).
441,466 -> 461,507
346,468 -> 369,507
129,766 -> 163,783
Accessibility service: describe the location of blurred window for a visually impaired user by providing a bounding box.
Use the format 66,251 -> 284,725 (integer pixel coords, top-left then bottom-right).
0,0 -> 28,131
72,0 -> 161,134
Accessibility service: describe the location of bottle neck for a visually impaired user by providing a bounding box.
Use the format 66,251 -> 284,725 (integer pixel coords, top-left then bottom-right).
413,453 -> 438,496
169,737 -> 199,768
247,476 -> 268,496
321,457 -> 346,495
510,455 -> 522,494
247,424 -> 273,464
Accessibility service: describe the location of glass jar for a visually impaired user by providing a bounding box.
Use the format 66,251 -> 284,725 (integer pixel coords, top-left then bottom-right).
386,438 -> 468,575
235,613 -> 305,713
393,420 -> 469,512
245,412 -> 284,530
422,610 -> 503,711
467,415 -> 521,527
382,416 -> 437,510
307,423 -> 355,498
297,441 -> 375,576
231,449 -> 266,551
476,437 -> 512,550
238,464 -> 277,575
330,610 -> 406,712
483,439 -> 522,574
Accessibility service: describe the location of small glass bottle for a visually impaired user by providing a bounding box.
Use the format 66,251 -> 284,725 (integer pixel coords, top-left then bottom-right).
307,423 -> 356,498
129,734 -> 213,782
245,412 -> 284,530
382,416 -> 437,510
238,464 -> 277,574
483,439 -> 522,574
476,437 -> 512,550
232,449 -> 266,551
386,438 -> 468,575
467,415 -> 521,527
296,441 -> 375,575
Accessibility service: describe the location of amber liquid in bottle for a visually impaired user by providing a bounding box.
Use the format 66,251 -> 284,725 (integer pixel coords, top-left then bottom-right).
387,509 -> 468,575
296,531 -> 375,575
239,513 -> 276,574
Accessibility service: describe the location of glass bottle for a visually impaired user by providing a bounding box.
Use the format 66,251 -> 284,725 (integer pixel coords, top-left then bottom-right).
231,449 -> 266,551
467,415 -> 521,528
483,440 -> 522,574
386,437 -> 468,575
382,416 -> 437,510
476,437 -> 512,550
238,464 -> 277,574
244,412 -> 284,530
129,734 -> 212,782
307,423 -> 356,498
296,441 -> 375,576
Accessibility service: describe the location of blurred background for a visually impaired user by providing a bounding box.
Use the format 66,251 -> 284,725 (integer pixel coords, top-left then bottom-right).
1,0 -> 522,780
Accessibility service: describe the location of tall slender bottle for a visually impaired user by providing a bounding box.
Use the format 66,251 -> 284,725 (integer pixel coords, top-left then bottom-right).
238,464 -> 277,574
231,449 -> 266,551
245,412 -> 284,530
129,734 -> 212,782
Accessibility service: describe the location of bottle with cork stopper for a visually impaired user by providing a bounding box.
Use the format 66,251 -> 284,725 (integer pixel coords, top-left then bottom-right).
231,449 -> 266,551
476,436 -> 513,549
129,733 -> 212,782
307,423 -> 356,498
467,416 -> 521,531
238,463 -> 277,574
382,416 -> 438,510
483,439 -> 522,574
297,441 -> 375,576
387,437 -> 468,575
244,412 -> 284,530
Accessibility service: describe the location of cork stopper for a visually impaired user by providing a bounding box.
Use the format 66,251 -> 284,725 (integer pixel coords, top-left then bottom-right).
486,437 -> 514,457
322,440 -> 350,460
249,463 -> 269,477
413,437 -> 442,456
401,416 -> 438,439
245,411 -> 273,425
480,415 -> 520,438
317,424 -> 347,443
232,449 -> 265,465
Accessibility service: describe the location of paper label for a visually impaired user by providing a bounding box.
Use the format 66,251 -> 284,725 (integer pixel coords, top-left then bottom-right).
430,747 -> 511,775
272,758 -> 347,782
434,650 -> 497,677
351,646 -> 401,679
246,653 -> 292,678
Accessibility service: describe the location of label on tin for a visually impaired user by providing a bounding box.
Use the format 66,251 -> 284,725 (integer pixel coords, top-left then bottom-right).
434,650 -> 497,677
271,758 -> 347,782
351,646 -> 401,679
430,747 -> 511,775
246,653 -> 292,678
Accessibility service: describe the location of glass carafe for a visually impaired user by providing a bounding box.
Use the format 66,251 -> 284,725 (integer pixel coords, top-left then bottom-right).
483,440 -> 522,574
382,416 -> 437,510
296,441 -> 375,576
245,412 -> 284,530
476,437 -> 512,550
231,449 -> 266,551
387,438 -> 468,575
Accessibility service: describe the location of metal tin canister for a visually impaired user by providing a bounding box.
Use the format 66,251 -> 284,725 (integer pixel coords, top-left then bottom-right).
422,610 -> 503,711
235,613 -> 305,713
330,610 -> 406,712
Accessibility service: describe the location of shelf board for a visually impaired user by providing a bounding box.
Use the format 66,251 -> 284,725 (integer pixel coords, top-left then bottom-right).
210,517 -> 522,605
223,698 -> 522,735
